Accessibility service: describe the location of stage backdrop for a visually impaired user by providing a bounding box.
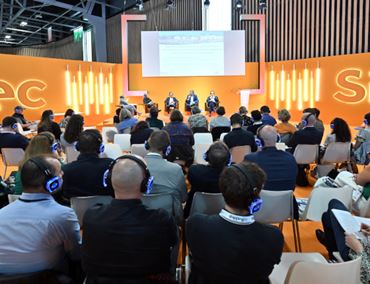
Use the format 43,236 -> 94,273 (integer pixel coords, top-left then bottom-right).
0,54 -> 118,126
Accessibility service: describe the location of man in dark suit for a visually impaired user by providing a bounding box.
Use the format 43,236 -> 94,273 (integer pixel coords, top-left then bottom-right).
0,116 -> 29,152
164,91 -> 179,113
287,112 -> 323,152
206,90 -> 219,116
186,161 -> 284,283
62,130 -> 114,198
185,90 -> 199,111
245,125 -> 297,192
82,155 -> 178,281
224,113 -> 257,152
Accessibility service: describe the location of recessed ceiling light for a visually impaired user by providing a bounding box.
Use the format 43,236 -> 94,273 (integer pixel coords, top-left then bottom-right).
20,21 -> 28,27
5,35 -> 11,39
35,14 -> 43,19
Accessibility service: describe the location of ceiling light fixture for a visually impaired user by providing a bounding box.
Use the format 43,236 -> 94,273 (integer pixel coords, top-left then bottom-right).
5,35 -> 11,39
235,0 -> 243,10
204,0 -> 210,6
20,21 -> 28,27
165,0 -> 175,9
135,0 -> 144,11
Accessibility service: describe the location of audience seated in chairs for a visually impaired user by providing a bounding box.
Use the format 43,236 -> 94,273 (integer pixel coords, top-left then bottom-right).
146,107 -> 164,129
275,109 -> 297,143
186,161 -> 284,283
0,155 -> 81,275
209,106 -> 230,131
113,107 -> 121,125
62,130 -> 114,198
224,113 -> 257,152
60,114 -> 84,150
324,118 -> 352,147
144,130 -> 187,221
130,121 -> 154,145
238,106 -> 252,127
12,132 -> 61,195
163,110 -> 194,167
260,105 -> 277,126
0,116 -> 29,151
184,141 -> 230,218
302,107 -> 325,135
354,112 -> 370,151
188,106 -> 208,133
316,199 -> 369,284
82,155 -> 178,283
59,108 -> 74,128
37,109 -> 62,140
247,110 -> 264,135
116,107 -> 138,134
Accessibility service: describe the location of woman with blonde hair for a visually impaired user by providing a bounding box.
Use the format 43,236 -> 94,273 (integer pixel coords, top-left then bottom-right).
12,132 -> 60,194
275,109 -> 296,143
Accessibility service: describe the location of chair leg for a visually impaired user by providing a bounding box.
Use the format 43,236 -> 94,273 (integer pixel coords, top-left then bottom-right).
279,222 -> 284,231
3,166 -> 7,179
294,219 -> 302,252
291,219 -> 298,252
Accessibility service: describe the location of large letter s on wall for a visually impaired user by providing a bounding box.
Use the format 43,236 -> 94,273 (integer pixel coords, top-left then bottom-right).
333,69 -> 367,104
17,80 -> 47,109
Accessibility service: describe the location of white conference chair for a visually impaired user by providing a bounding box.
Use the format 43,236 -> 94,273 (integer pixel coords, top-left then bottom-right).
114,134 -> 131,152
131,144 -> 148,158
219,132 -> 228,142
189,192 -> 225,217
193,143 -> 211,165
65,146 -> 80,163
318,142 -> 352,177
102,144 -> 122,159
1,148 -> 25,177
102,127 -> 118,143
193,133 -> 213,145
293,144 -> 319,164
230,145 -> 251,164
70,195 -> 113,227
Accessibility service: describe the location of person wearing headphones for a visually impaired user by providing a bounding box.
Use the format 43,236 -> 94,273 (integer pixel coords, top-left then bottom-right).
186,161 -> 284,283
61,129 -> 114,198
354,112 -> 370,150
82,154 -> 178,282
0,116 -> 29,151
0,155 -> 81,274
144,130 -> 187,218
286,112 -> 323,152
184,141 -> 231,218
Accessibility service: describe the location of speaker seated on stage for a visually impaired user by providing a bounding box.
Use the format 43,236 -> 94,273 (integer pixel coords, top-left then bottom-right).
164,91 -> 179,114
184,141 -> 230,218
0,155 -> 81,275
62,130 -> 114,198
224,113 -> 257,152
143,94 -> 158,113
82,155 -> 178,282
205,90 -> 219,116
185,90 -> 199,112
186,161 -> 284,283
188,106 -> 208,133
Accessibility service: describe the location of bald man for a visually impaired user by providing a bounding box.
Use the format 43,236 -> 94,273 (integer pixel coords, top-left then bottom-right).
245,125 -> 297,192
81,155 -> 178,281
286,112 -> 323,152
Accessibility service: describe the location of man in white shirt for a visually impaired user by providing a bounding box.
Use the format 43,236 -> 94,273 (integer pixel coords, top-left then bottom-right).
0,155 -> 81,274
144,130 -> 187,223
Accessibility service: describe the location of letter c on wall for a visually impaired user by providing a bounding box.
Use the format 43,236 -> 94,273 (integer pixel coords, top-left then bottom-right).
16,80 -> 47,109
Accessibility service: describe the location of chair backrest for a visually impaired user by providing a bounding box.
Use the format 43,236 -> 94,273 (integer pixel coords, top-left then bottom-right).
1,148 -> 25,166
70,195 -> 113,226
211,126 -> 231,141
285,256 -> 362,284
230,145 -> 251,164
8,194 -> 21,203
194,133 -> 213,145
301,185 -> 353,221
103,143 -> 122,159
293,144 -> 319,164
189,192 -> 225,217
114,134 -> 131,151
193,143 -> 211,165
219,132 -> 228,141
142,193 -> 175,217
65,146 -> 80,163
131,144 -> 149,158
321,142 -> 351,164
102,127 -> 118,143
255,190 -> 294,224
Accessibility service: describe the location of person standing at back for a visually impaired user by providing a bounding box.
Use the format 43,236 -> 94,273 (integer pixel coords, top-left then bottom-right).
186,161 -> 284,284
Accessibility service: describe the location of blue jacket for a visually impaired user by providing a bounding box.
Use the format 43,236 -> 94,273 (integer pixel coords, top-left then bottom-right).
261,113 -> 277,126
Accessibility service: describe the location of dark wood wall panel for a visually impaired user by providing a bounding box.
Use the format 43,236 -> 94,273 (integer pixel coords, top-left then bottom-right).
232,0 -> 370,62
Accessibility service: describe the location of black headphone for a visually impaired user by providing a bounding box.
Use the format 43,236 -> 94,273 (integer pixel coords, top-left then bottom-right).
204,143 -> 232,166
28,157 -> 62,193
75,131 -> 105,154
301,113 -> 314,127
38,133 -> 59,152
230,164 -> 263,215
255,125 -> 280,148
144,139 -> 172,157
103,155 -> 154,194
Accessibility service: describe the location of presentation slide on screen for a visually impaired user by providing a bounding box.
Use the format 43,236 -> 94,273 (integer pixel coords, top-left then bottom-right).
141,31 -> 245,77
